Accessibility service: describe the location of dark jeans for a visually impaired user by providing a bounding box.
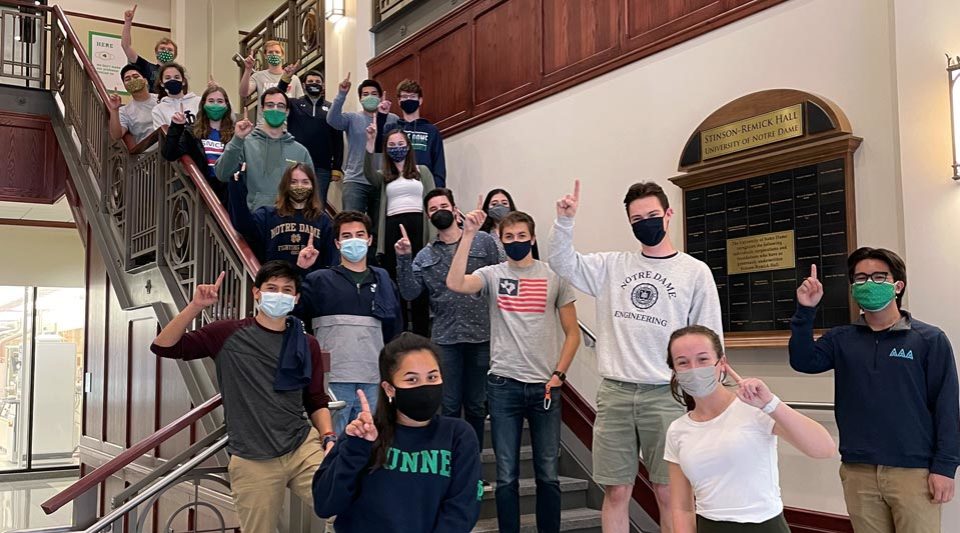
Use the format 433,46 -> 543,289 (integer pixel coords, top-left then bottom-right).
341,180 -> 380,232
314,167 -> 331,209
696,513 -> 790,533
384,211 -> 430,336
487,374 -> 562,533
438,342 -> 489,447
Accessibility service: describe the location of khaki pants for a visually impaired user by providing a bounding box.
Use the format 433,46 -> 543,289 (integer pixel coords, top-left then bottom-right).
227,428 -> 325,533
840,463 -> 941,533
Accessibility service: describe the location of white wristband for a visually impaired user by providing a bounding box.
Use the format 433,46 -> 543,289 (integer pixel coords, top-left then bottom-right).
761,395 -> 781,415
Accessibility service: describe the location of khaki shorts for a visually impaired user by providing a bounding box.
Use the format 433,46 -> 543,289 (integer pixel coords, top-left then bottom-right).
592,379 -> 684,486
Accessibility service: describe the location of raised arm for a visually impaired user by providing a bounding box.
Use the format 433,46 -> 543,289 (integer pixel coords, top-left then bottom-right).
238,54 -> 255,100
547,180 -> 607,297
150,273 -> 232,360
326,72 -> 351,131
215,111 -> 253,182
788,265 -> 837,374
313,389 -> 378,517
446,208 -> 486,295
121,5 -> 138,62
106,93 -> 125,140
395,224 -> 425,300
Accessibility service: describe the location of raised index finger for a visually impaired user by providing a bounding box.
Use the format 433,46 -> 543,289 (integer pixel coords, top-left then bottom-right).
307,232 -> 314,247
724,362 -> 744,384
810,263 -> 818,280
357,388 -> 370,413
476,194 -> 484,211
345,72 -> 351,81
399,223 -> 409,241
573,179 -> 581,201
213,271 -> 226,290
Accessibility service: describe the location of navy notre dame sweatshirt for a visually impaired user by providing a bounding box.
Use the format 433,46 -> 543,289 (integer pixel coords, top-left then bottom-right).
789,305 -> 960,477
313,415 -> 482,532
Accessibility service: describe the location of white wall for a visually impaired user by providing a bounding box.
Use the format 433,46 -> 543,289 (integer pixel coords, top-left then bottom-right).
0,226 -> 84,287
57,0 -> 170,28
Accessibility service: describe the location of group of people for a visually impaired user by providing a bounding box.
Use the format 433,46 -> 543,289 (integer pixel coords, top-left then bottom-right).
111,9 -> 960,533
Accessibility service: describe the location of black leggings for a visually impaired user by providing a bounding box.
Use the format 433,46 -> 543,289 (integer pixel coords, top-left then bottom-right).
383,211 -> 430,337
696,513 -> 790,533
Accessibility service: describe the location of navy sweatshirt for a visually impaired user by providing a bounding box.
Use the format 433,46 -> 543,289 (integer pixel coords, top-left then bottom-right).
313,416 -> 482,532
392,118 -> 446,187
227,174 -> 337,273
789,305 -> 960,477
277,78 -> 345,173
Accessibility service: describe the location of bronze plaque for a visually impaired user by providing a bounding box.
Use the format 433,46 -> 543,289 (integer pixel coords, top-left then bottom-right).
701,104 -> 804,160
726,230 -> 796,275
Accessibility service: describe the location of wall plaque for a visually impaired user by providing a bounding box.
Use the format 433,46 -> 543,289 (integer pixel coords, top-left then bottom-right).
727,230 -> 796,275
701,104 -> 803,160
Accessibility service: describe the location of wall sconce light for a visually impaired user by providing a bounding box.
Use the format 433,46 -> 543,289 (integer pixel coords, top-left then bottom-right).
325,0 -> 345,23
948,55 -> 960,181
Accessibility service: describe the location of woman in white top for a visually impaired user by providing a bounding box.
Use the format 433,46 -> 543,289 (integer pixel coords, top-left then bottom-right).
365,121 -> 434,335
664,325 -> 836,533
151,62 -> 201,130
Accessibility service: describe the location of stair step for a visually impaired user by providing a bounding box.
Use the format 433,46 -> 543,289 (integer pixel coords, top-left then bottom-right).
478,476 -> 589,518
472,507 -> 603,533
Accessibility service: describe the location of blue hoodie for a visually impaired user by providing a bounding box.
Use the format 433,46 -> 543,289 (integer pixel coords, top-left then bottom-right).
789,305 -> 960,477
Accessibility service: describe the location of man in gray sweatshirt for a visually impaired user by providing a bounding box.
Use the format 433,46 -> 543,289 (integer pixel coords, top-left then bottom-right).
326,73 -> 398,234
548,180 -> 722,533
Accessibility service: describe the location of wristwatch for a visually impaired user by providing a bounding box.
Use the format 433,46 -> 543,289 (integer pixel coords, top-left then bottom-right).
552,370 -> 566,382
761,395 -> 782,415
322,432 -> 337,449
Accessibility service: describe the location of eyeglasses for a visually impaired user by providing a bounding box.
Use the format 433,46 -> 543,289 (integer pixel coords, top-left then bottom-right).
852,271 -> 891,284
263,103 -> 287,111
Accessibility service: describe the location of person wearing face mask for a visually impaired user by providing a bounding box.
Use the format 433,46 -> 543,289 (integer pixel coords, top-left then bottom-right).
394,188 -> 500,450
789,248 -> 959,533
228,163 -> 335,273
327,73 -> 399,231
107,64 -> 157,144
664,325 -> 835,533
479,188 -> 537,261
239,40 -> 304,124
314,333 -> 482,531
216,88 -> 313,211
447,209 -> 580,533
548,180 -> 722,533
295,211 -> 404,437
151,261 -> 336,533
276,69 -> 344,208
162,85 -> 235,203
121,4 -> 177,93
392,79 -> 447,187
151,63 -> 201,130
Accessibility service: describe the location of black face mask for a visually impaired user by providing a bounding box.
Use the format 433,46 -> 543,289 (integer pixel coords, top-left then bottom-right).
631,217 -> 666,246
305,83 -> 323,97
503,240 -> 532,261
163,79 -> 183,95
430,209 -> 454,230
393,383 -> 442,422
400,99 -> 420,114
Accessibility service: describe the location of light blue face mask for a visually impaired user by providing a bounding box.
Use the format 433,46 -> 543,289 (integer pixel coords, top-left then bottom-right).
340,238 -> 368,263
258,291 -> 295,318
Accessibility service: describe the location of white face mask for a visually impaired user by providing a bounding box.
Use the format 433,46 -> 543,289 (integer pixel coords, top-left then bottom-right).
676,365 -> 720,398
258,291 -> 295,318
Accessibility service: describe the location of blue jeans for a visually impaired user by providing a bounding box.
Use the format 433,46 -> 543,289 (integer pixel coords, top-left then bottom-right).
314,167 -> 331,209
438,342 -> 489,447
328,382 -> 380,437
487,374 -> 562,533
341,180 -> 380,232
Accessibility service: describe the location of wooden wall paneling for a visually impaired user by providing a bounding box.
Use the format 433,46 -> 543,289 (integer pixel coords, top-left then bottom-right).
471,0 -> 541,113
127,311 -> 161,453
541,0 -> 619,81
104,287 -> 129,447
157,357 -> 194,460
419,24 -> 472,128
0,112 -> 67,202
622,0 -> 723,52
83,229 -> 108,441
375,53 -> 419,116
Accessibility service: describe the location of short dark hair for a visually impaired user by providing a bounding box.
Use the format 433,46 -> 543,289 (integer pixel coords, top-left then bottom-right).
304,70 -> 324,83
120,63 -> 145,79
500,211 -> 536,237
358,79 -> 382,98
847,247 -> 907,307
423,188 -> 455,211
254,260 -> 301,293
260,86 -> 290,108
333,210 -> 373,238
623,182 -> 669,213
396,79 -> 423,97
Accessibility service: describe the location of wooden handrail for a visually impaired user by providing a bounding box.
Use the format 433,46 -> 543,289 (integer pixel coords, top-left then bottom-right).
42,394 -> 222,514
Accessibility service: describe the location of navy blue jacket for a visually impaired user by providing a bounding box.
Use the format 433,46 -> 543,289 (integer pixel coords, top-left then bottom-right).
278,78 -> 344,173
789,305 -> 960,477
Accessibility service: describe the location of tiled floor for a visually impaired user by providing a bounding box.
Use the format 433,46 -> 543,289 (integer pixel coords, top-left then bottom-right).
0,477 -> 75,533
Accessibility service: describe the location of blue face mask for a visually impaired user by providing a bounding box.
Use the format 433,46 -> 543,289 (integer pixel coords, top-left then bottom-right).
340,238 -> 368,263
259,291 -> 295,318
503,240 -> 532,261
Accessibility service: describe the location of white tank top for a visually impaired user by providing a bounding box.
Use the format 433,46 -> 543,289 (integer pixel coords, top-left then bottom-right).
385,177 -> 424,216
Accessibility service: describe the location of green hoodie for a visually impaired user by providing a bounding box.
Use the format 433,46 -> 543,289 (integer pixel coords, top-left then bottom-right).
216,128 -> 314,210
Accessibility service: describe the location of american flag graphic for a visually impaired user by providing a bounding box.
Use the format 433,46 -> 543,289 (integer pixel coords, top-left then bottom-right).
497,278 -> 547,314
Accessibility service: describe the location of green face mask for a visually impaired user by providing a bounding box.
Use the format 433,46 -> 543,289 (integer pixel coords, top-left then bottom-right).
263,109 -> 287,127
156,49 -> 175,63
851,281 -> 897,312
266,54 -> 282,66
203,104 -> 228,120
360,95 -> 380,112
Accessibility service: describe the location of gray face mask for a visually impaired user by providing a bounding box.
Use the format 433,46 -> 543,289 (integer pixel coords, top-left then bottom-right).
676,365 -> 720,398
487,205 -> 510,221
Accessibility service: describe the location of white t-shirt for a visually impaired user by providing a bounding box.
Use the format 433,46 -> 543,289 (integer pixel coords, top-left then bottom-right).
385,177 -> 424,216
664,397 -> 782,523
119,97 -> 158,143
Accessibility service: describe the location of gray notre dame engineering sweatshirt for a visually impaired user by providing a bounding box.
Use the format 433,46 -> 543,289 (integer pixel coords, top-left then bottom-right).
326,89 -> 398,185
548,216 -> 724,384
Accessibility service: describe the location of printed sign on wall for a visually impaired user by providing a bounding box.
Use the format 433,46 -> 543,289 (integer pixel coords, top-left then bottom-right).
88,31 -> 127,95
